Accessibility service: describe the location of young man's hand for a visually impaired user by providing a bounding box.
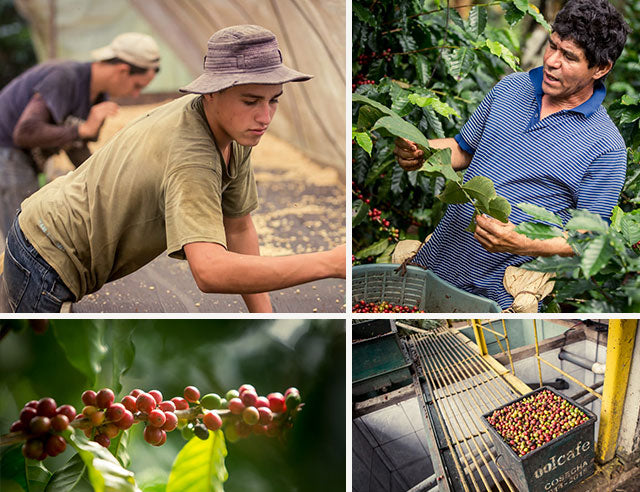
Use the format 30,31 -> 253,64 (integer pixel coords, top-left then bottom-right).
78,102 -> 119,139
393,137 -> 424,171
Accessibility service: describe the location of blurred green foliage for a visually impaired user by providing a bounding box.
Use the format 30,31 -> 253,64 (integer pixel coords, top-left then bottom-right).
0,0 -> 37,88
0,319 -> 346,492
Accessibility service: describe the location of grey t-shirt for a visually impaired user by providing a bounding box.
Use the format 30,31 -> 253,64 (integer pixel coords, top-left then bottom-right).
0,61 -> 95,148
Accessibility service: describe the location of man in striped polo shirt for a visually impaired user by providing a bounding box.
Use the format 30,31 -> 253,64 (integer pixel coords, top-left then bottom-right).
394,0 -> 630,310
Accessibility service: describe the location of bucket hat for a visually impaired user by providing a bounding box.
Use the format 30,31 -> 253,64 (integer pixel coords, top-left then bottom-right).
91,32 -> 160,70
180,25 -> 312,94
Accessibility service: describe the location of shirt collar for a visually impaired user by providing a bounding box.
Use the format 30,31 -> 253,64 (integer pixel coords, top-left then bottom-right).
528,66 -> 606,117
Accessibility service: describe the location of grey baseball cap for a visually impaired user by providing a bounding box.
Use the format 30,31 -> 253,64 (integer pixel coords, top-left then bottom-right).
180,25 -> 312,94
92,32 -> 160,70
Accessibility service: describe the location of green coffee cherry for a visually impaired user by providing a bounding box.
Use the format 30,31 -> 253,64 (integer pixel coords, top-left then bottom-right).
225,389 -> 239,401
201,393 -> 222,410
181,425 -> 195,441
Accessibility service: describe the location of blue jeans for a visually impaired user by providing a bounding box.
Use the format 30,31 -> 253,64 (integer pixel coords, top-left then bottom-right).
1,214 -> 75,312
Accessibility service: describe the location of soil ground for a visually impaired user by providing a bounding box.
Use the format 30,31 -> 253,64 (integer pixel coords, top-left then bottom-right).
45,101 -> 346,313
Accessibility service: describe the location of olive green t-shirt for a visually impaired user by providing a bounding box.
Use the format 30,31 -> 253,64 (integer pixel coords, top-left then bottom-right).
19,94 -> 259,299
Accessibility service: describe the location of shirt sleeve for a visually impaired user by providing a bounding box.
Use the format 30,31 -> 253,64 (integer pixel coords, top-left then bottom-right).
575,149 -> 627,221
455,84 -> 499,154
33,66 -> 77,124
164,165 -> 228,259
221,149 -> 259,217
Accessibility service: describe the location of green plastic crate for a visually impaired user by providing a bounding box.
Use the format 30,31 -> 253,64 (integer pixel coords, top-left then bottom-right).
352,263 -> 501,313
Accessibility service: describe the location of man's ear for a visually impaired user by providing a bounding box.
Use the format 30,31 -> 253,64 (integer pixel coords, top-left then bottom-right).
594,60 -> 613,80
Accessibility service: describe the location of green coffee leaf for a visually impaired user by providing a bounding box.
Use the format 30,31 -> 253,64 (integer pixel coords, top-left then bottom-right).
516,222 -> 564,240
67,432 -> 140,492
438,180 -> 469,204
462,176 -> 497,211
485,196 -> 512,223
1,445 -> 51,492
376,243 -> 396,263
352,199 -> 370,227
580,235 -> 614,278
468,6 -> 487,39
485,40 -> 520,72
527,4 -> 551,32
501,2 -> 526,26
109,430 -> 131,469
565,209 -> 609,234
355,238 -> 391,259
516,203 -> 563,226
513,0 -> 529,13
52,321 -> 108,387
166,430 -> 228,492
373,116 -> 431,150
408,94 -> 459,119
353,130 -> 373,155
356,105 -> 384,130
111,326 -> 136,397
46,454 -> 93,492
444,47 -> 476,80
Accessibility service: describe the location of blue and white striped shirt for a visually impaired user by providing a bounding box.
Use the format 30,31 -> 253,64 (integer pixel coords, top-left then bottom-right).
412,66 -> 627,310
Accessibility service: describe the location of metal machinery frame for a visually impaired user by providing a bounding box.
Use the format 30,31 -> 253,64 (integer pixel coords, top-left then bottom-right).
406,319 -> 637,491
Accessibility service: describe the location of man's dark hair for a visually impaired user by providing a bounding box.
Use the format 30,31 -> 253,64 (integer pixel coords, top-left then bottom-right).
102,57 -> 160,75
552,0 -> 630,68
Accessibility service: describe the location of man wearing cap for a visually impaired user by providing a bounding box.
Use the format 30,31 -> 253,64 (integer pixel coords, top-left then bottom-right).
0,32 -> 160,250
1,25 -> 345,313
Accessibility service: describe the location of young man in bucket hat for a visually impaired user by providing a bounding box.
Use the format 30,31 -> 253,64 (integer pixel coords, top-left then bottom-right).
1,25 -> 345,313
0,32 -> 160,251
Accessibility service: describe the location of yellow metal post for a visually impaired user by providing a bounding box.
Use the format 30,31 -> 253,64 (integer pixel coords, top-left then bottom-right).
471,319 -> 488,356
533,319 -> 543,388
596,319 -> 637,464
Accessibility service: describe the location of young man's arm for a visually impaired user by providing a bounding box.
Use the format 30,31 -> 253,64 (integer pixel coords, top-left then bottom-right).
183,239 -> 346,305
473,214 -> 574,257
222,214 -> 273,313
393,137 -> 472,171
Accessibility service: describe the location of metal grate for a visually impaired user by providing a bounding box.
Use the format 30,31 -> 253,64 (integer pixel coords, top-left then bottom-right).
408,325 -> 525,492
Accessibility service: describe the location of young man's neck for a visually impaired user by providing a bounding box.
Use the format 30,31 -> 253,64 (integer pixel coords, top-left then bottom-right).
89,63 -> 110,103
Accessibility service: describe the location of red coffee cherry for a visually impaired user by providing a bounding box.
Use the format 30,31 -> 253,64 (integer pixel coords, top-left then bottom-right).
171,397 -> 189,410
129,389 -> 144,398
37,398 -> 57,418
136,393 -> 157,414
103,423 -> 120,439
51,414 -> 70,432
148,409 -> 166,428
121,395 -> 137,413
106,403 -> 126,422
183,386 -> 200,403
235,420 -> 251,438
148,390 -> 163,405
241,391 -> 258,407
22,438 -> 44,459
252,424 -> 267,435
159,401 -> 176,413
258,407 -> 273,424
56,405 -> 77,421
10,420 -> 24,432
238,384 -> 256,395
255,396 -> 270,408
81,390 -> 97,406
115,410 -> 134,430
94,433 -> 111,448
203,411 -> 222,431
154,431 -> 167,447
228,398 -> 245,415
267,393 -> 285,413
45,434 -> 66,456
29,416 -> 51,435
143,425 -> 164,445
162,412 -> 178,432
19,407 -> 38,426
25,400 -> 39,409
95,389 -> 115,409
